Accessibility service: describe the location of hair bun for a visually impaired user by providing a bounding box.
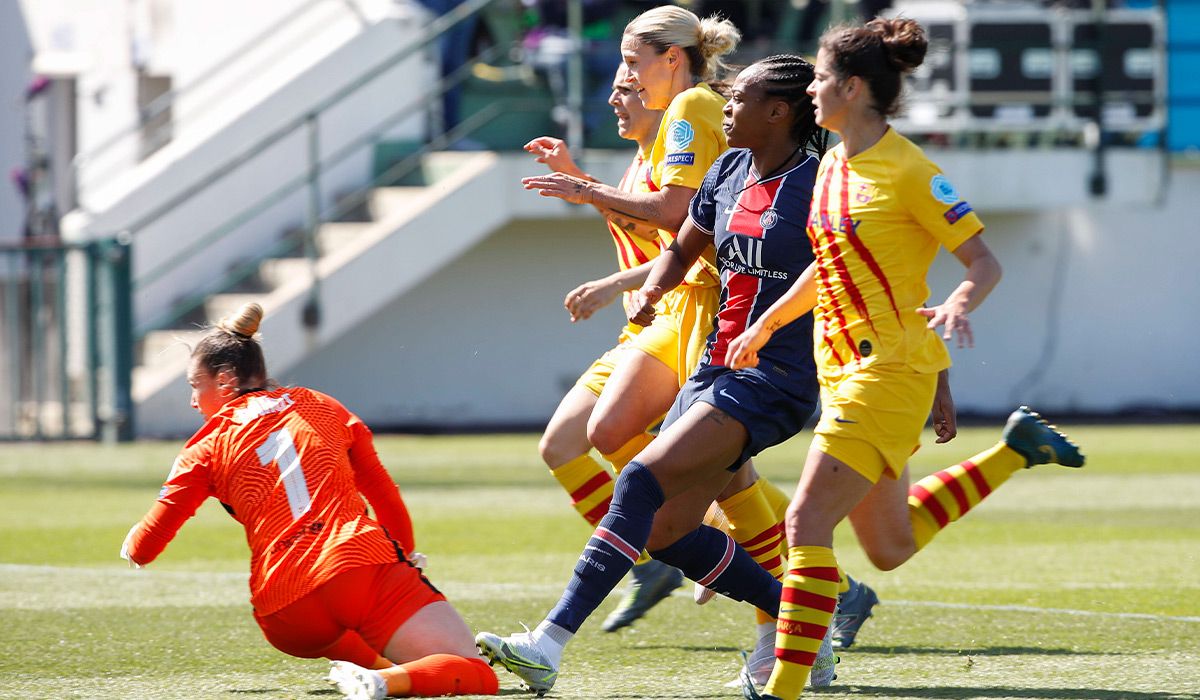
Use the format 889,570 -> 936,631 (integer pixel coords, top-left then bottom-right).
697,15 -> 741,60
868,17 -> 927,73
219,302 -> 264,338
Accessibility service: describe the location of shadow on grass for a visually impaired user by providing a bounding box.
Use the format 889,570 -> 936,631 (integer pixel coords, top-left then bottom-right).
839,685 -> 1198,700
300,689 -> 533,698
849,645 -> 1103,657
664,644 -> 744,654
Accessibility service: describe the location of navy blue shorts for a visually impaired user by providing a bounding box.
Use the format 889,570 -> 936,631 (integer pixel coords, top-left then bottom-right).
660,361 -> 819,471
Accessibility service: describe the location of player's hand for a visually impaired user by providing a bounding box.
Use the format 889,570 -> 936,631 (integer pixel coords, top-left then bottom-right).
522,172 -> 593,205
408,552 -> 428,570
565,279 -> 619,322
523,137 -> 583,177
119,523 -> 144,569
726,323 -> 771,369
917,301 -> 974,349
931,380 -> 958,444
627,285 -> 663,326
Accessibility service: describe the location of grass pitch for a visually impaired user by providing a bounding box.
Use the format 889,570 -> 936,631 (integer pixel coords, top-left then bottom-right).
1,423 -> 1198,699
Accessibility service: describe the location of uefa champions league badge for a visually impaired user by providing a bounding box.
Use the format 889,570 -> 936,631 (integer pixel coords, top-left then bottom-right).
667,119 -> 695,151
930,174 -> 960,204
759,208 -> 779,230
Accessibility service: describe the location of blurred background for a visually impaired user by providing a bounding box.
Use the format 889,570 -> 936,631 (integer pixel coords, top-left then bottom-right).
0,0 -> 1195,441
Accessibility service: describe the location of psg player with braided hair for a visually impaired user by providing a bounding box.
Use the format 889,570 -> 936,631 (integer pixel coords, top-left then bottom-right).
476,54 -> 847,694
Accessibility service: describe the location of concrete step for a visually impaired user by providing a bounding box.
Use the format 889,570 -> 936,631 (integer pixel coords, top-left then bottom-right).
257,257 -> 313,291
367,186 -> 425,221
316,222 -> 373,255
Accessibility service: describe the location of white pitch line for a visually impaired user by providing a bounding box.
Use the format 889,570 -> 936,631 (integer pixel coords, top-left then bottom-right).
888,598 -> 1200,623
4,564 -> 1200,624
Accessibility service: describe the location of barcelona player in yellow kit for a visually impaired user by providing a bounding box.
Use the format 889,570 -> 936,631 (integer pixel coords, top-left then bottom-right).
725,19 -> 1085,700
121,303 -> 497,699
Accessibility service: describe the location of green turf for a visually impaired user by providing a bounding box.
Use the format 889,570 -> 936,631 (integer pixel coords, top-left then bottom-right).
1,423 -> 1198,699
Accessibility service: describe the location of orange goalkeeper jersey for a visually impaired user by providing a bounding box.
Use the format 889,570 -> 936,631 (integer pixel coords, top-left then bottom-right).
126,387 -> 414,616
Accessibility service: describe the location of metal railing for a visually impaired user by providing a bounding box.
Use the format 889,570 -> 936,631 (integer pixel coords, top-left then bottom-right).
74,0 -> 350,183
0,237 -> 133,442
125,0 -> 520,337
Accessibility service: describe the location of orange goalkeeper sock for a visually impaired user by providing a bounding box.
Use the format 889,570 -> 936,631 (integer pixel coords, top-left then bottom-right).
382,654 -> 498,696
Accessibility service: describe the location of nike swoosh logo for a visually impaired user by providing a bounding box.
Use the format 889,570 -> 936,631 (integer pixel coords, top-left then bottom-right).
718,388 -> 741,404
833,417 -> 857,424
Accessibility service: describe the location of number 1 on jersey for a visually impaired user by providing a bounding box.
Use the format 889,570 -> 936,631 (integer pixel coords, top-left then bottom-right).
256,428 -> 312,521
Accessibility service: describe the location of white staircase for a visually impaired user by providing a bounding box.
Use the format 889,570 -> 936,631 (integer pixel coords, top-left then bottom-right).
133,150 -> 516,435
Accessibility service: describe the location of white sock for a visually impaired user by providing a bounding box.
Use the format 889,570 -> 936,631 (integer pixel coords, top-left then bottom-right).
532,620 -> 573,667
756,620 -> 775,640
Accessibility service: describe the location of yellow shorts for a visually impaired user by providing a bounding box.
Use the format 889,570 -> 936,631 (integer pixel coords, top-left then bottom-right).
576,284 -> 718,395
576,323 -> 642,397
630,283 -> 719,388
812,364 -> 938,483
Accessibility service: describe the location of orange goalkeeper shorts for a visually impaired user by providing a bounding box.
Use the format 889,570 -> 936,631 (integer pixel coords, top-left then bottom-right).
254,562 -> 444,663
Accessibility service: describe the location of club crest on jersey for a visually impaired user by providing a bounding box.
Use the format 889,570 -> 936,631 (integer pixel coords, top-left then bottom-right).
667,119 -> 695,151
759,208 -> 779,230
930,174 -> 959,204
855,183 -> 877,203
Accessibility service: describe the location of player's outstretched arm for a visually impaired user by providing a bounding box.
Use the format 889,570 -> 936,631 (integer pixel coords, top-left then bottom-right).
917,234 -> 1001,349
522,172 -> 694,234
120,471 -> 208,568
564,261 -> 656,323
727,261 -> 819,369
524,136 -> 589,180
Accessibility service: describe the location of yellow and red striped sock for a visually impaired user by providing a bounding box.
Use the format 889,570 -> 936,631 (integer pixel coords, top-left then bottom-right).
759,476 -> 791,522
908,442 -> 1025,550
550,454 -> 614,526
600,432 -> 655,474
764,546 -> 839,700
719,479 -> 787,580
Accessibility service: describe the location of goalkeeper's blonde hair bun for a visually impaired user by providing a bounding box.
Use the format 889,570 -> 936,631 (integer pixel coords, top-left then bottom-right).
217,302 -> 263,339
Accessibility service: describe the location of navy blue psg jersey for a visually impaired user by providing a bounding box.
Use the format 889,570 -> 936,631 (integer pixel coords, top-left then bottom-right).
689,148 -> 819,387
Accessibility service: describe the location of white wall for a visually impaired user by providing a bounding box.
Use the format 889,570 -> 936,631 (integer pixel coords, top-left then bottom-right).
285,217 -> 624,428
934,164 -> 1200,414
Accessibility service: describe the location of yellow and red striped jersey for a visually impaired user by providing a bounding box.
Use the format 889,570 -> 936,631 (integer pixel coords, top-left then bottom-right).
648,83 -> 726,289
609,151 -> 665,275
807,128 -> 983,377
126,387 -> 413,616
